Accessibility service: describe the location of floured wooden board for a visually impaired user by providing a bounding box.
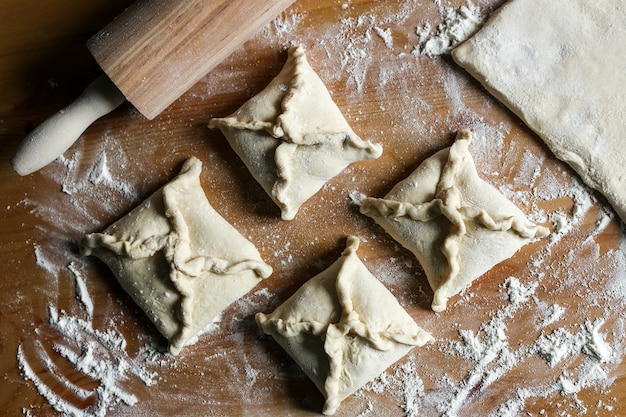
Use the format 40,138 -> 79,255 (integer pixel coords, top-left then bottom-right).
1,1 -> 626,416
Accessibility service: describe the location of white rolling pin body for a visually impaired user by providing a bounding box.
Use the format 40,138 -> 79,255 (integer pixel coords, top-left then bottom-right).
11,75 -> 125,176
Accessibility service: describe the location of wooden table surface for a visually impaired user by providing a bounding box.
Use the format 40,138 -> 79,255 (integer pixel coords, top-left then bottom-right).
2,1 -> 625,416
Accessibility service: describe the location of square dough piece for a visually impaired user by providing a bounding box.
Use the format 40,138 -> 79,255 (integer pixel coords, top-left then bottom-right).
360,130 -> 549,312
452,0 -> 626,222
81,157 -> 272,355
256,236 -> 433,415
208,45 -> 382,220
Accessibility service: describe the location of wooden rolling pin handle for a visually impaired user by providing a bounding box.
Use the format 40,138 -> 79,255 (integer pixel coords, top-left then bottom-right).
11,75 -> 126,176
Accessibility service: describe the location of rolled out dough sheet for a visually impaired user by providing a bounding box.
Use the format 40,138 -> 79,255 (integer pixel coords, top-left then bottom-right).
452,0 -> 626,222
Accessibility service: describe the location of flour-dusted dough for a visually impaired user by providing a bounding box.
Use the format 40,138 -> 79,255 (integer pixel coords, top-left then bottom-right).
360,130 -> 549,312
256,236 -> 433,415
452,0 -> 626,222
208,46 -> 383,220
81,157 -> 272,355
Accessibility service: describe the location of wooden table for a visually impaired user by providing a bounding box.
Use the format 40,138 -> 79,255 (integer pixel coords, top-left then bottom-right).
2,1 -> 624,416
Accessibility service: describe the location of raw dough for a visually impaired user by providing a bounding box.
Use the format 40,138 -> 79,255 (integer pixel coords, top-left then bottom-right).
452,0 -> 626,222
81,157 -> 272,355
256,236 -> 433,415
208,46 -> 383,220
360,130 -> 549,312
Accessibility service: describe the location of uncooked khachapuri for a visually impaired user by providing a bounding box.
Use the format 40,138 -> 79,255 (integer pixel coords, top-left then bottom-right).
209,45 -> 382,220
360,130 -> 550,312
453,0 -> 626,222
256,236 -> 433,415
81,157 -> 272,355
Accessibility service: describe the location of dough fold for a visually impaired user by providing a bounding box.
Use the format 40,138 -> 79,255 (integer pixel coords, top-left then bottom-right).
360,130 -> 549,312
81,157 -> 272,355
209,46 -> 382,220
256,236 -> 433,415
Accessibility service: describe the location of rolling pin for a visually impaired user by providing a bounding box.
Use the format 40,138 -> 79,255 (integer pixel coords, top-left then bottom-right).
11,0 -> 295,176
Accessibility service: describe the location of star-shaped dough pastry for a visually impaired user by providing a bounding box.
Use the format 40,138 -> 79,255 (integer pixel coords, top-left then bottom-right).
256,236 -> 433,415
360,130 -> 549,312
81,157 -> 272,355
208,45 -> 383,220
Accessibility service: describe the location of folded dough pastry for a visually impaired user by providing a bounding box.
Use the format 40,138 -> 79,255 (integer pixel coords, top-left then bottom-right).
360,130 -> 549,312
208,45 -> 383,220
81,157 -> 272,355
256,236 -> 433,415
452,0 -> 626,222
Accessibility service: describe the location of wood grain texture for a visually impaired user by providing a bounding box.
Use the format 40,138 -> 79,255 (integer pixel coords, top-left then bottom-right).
1,1 -> 625,416
88,0 -> 295,119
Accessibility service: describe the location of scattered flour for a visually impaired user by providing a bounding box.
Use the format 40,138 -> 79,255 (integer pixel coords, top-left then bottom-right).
65,146 -> 136,202
349,190 -> 367,206
339,31 -> 374,93
416,0 -> 486,57
536,301 -> 565,329
34,243 -> 64,277
268,12 -> 306,41
86,151 -> 133,199
372,26 -> 393,48
434,278 -> 535,417
17,264 -> 158,417
67,263 -> 94,319
355,400 -> 374,417
397,361 -> 426,417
